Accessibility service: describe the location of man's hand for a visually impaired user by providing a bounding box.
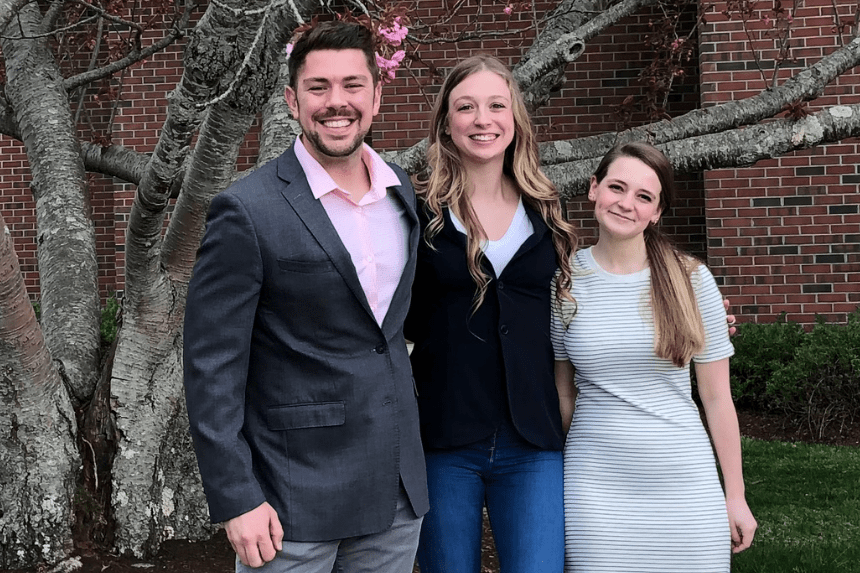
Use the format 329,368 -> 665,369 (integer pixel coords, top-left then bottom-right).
224,502 -> 284,567
723,298 -> 737,336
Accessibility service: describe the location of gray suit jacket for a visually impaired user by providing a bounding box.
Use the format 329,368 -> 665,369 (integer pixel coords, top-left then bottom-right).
183,145 -> 428,541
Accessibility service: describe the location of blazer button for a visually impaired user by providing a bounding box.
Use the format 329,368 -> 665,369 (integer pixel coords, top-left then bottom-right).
500,325 -> 509,335
497,281 -> 505,289
375,343 -> 386,354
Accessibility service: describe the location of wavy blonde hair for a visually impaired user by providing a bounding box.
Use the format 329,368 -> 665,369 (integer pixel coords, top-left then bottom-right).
592,142 -> 705,366
417,54 -> 578,310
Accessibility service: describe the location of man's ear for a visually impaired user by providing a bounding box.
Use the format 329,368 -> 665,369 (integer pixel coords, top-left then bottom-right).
284,86 -> 298,117
372,81 -> 382,116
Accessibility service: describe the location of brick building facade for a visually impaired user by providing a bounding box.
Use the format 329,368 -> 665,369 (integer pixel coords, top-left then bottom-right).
1,0 -> 858,324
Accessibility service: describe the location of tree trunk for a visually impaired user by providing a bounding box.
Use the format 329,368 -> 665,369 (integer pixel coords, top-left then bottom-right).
0,215 -> 78,569
1,2 -> 101,404
109,0 -> 302,554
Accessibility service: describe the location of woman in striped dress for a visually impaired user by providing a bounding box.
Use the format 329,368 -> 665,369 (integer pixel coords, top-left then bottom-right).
552,142 -> 757,572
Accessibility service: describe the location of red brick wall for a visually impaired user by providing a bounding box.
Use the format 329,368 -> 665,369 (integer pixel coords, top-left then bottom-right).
557,3 -> 706,259
2,0 -> 858,325
700,0 -> 860,323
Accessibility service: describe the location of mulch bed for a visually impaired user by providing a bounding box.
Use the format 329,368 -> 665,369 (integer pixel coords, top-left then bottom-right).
2,408 -> 855,573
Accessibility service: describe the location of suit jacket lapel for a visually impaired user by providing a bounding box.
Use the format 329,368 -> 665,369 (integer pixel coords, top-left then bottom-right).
381,171 -> 419,335
276,148 -> 376,321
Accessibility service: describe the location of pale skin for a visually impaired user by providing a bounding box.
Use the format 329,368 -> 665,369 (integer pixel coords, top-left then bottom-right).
446,69 -> 520,237
555,155 -> 756,553
223,48 -> 382,568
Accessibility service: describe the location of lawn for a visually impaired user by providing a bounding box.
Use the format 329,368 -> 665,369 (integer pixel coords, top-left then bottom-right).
731,438 -> 860,572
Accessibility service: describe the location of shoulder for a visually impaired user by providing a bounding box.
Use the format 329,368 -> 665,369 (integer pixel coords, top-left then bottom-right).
221,147 -> 295,200
689,262 -> 723,305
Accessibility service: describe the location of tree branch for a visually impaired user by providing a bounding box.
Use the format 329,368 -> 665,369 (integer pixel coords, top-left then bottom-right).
540,35 -> 860,165
0,0 -> 32,36
63,2 -> 197,93
546,105 -> 860,198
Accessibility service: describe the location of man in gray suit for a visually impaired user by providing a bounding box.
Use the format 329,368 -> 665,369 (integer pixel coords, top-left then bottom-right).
183,20 -> 428,573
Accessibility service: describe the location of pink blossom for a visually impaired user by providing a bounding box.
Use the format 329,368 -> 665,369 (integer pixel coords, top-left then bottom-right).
376,50 -> 407,83
379,17 -> 408,46
504,5 -> 513,15
285,43 -> 293,59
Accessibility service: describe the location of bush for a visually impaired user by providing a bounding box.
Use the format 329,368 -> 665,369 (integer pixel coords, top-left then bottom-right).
729,312 -> 806,409
100,295 -> 121,344
731,308 -> 860,438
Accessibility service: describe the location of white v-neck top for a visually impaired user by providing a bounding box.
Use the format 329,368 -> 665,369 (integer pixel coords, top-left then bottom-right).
450,197 -> 533,276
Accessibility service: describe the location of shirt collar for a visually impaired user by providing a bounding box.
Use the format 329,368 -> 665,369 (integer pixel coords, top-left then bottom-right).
294,136 -> 402,202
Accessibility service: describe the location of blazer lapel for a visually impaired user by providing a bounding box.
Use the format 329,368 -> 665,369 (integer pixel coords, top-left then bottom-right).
276,149 -> 375,321
381,172 -> 419,334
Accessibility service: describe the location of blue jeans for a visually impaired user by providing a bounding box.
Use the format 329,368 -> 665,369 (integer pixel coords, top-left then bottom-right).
416,421 -> 564,573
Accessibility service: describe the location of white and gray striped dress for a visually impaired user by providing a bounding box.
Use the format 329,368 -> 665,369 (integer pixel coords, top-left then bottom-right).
551,247 -> 734,572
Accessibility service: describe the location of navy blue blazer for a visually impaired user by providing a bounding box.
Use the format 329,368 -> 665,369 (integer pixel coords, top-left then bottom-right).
405,201 -> 564,451
183,145 -> 429,542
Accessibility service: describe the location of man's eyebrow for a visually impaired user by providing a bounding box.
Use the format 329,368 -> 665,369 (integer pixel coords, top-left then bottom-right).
303,74 -> 371,84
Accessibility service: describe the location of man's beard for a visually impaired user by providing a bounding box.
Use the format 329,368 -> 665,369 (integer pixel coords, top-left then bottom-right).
303,107 -> 367,158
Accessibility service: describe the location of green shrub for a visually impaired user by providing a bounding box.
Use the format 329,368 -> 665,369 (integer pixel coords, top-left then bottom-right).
100,295 -> 121,344
731,308 -> 860,438
729,312 -> 806,409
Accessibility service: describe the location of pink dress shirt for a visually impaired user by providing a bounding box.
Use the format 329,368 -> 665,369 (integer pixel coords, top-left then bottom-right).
294,137 -> 409,326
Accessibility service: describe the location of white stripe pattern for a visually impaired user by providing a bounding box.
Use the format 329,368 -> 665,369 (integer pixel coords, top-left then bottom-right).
552,247 -> 734,572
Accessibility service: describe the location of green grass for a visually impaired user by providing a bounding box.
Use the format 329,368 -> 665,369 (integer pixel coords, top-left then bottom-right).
732,438 -> 860,572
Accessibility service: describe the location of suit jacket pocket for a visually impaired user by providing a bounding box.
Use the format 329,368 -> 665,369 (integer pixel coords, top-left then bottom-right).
267,401 -> 346,430
277,257 -> 336,274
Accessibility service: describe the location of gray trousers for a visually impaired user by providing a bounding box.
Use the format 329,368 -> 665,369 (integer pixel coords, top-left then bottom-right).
235,485 -> 422,573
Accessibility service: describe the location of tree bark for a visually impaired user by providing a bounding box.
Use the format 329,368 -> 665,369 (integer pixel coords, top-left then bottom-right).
108,0 -> 307,556
539,36 -> 860,166
0,215 -> 78,569
1,2 -> 101,403
544,104 -> 860,197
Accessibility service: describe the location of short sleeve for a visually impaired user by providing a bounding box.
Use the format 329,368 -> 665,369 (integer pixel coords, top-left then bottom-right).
691,264 -> 734,363
550,278 -> 570,361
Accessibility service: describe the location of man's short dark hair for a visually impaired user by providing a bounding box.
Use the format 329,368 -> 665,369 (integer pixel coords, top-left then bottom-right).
288,21 -> 378,89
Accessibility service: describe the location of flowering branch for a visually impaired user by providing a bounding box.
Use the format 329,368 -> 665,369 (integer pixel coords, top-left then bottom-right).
284,8 -> 410,84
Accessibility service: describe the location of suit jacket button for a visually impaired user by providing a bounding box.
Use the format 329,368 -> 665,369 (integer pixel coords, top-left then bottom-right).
500,325 -> 509,335
375,344 -> 386,354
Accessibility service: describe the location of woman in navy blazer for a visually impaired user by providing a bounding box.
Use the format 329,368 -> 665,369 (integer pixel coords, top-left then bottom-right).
405,55 -> 578,573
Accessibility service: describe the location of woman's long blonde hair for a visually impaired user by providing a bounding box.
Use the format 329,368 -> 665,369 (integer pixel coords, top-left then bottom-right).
592,142 -> 705,366
418,54 -> 578,309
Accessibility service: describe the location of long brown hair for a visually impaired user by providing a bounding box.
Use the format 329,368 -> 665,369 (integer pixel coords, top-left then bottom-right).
418,54 -> 578,309
592,142 -> 704,366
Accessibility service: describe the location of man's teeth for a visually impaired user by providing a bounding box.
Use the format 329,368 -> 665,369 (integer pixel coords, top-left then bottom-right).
324,119 -> 351,128
471,134 -> 496,141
